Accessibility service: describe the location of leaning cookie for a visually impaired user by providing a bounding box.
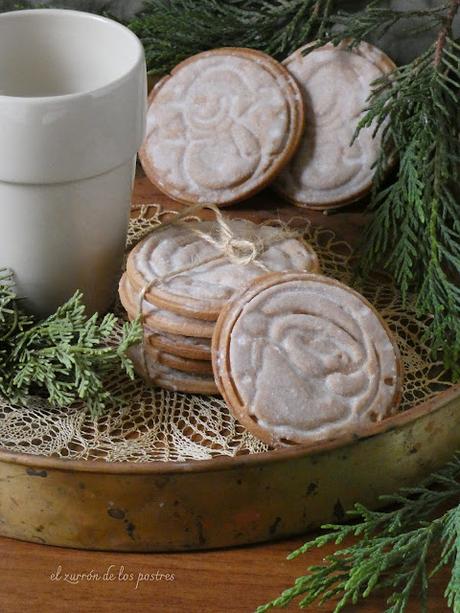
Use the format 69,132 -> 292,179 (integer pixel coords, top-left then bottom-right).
139,47 -> 304,207
274,41 -> 396,210
212,272 -> 402,447
126,219 -> 320,321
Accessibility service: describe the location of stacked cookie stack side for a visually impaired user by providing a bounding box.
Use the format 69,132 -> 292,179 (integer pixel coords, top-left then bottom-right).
119,218 -> 320,396
139,42 -> 396,211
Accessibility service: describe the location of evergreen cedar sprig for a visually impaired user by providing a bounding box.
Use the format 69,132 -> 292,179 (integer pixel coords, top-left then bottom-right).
128,1 -> 458,74
129,0 -> 335,74
321,2 -> 453,48
257,455 -> 460,613
0,271 -> 142,416
351,16 -> 460,378
286,0 -> 460,378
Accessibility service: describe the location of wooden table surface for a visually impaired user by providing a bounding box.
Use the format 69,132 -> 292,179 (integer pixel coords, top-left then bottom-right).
0,532 -> 450,613
0,172 -> 451,613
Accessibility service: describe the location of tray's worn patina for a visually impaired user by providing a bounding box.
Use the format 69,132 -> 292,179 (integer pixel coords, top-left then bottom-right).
1,386 -> 460,551
0,188 -> 458,552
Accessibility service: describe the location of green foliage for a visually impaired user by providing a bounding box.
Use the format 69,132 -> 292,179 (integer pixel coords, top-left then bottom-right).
130,0 -> 335,74
326,1 -> 452,44
249,4 -> 460,612
127,0 -> 459,74
273,0 -> 460,377
353,37 -> 460,377
257,455 -> 460,613
0,270 -> 142,416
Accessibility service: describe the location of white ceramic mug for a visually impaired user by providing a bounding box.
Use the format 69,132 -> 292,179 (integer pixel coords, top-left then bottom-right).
0,9 -> 146,317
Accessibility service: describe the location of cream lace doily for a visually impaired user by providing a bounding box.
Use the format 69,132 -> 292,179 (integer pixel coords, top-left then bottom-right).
0,205 -> 453,463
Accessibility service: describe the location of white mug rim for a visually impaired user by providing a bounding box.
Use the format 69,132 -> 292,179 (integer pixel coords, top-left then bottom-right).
0,8 -> 145,103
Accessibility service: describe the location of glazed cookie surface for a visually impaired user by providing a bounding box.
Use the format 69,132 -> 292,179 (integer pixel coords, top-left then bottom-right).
139,48 -> 304,206
274,41 -> 395,209
127,219 -> 320,320
213,272 -> 402,446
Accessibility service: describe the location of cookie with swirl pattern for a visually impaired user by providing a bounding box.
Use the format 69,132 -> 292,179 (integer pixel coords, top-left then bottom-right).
212,272 -> 402,446
274,41 -> 396,210
139,48 -> 305,206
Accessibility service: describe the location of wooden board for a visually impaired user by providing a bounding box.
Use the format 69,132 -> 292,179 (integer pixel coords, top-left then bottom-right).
0,533 -> 450,612
132,168 -> 368,246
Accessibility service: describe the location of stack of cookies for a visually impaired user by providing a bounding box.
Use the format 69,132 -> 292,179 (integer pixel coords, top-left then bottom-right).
124,43 -> 404,446
119,218 -> 320,394
120,223 -> 403,446
139,43 -> 396,211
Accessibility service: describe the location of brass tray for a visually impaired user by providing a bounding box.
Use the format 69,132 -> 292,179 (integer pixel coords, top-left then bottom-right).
0,386 -> 459,551
0,189 -> 458,552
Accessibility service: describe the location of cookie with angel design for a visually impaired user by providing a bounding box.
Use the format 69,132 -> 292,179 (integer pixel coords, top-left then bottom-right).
212,272 -> 402,446
139,48 -> 304,206
274,41 -> 396,210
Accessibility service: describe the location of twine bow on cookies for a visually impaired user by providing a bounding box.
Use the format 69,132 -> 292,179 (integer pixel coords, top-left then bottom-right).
137,202 -> 298,305
133,202 -> 303,379
143,203 -> 270,266
186,204 -> 267,266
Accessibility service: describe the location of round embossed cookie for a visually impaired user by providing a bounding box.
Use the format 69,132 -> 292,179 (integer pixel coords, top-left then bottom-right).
127,219 -> 320,320
129,345 -> 219,395
119,273 -> 215,338
139,47 -> 305,206
274,41 -> 396,210
147,330 -> 211,361
213,272 -> 402,446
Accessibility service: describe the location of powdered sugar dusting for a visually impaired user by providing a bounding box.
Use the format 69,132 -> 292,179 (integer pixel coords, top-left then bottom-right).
130,219 -> 320,314
140,50 -> 303,205
226,275 -> 401,445
275,41 -> 395,208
